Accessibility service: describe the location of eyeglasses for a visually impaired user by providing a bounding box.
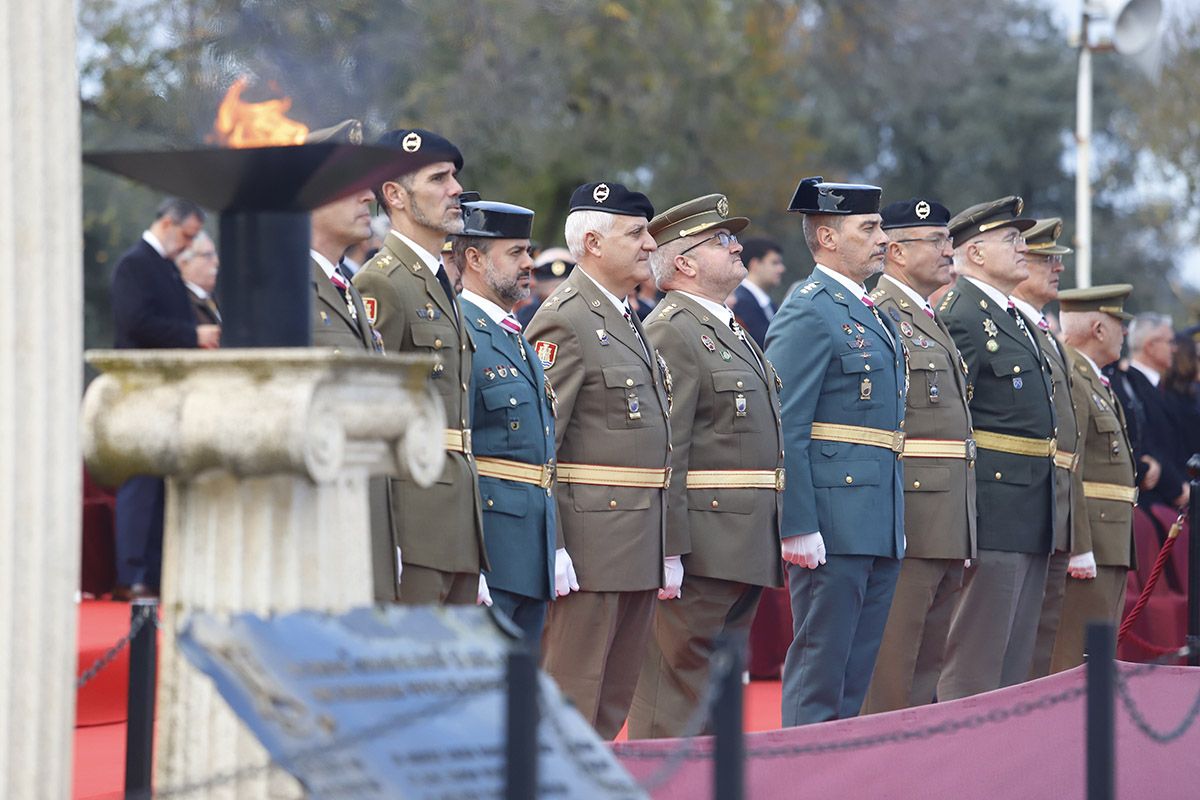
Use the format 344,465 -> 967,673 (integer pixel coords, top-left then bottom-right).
972,232 -> 1025,248
892,235 -> 951,249
681,231 -> 738,256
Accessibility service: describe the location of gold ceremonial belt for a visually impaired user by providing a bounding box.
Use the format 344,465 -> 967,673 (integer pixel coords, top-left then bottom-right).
902,438 -> 977,460
557,463 -> 671,489
973,430 -> 1056,459
1054,449 -> 1079,472
811,422 -> 905,454
1082,481 -> 1139,505
443,428 -> 473,456
686,469 -> 786,492
475,456 -> 556,489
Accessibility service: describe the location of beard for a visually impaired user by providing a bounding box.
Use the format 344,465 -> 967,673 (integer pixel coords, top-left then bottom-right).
408,190 -> 464,235
484,256 -> 529,305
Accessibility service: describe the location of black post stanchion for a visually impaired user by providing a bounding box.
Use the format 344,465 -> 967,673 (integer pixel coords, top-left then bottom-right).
1085,622 -> 1115,800
712,637 -> 744,800
124,599 -> 158,798
1186,455 -> 1199,667
505,646 -> 539,800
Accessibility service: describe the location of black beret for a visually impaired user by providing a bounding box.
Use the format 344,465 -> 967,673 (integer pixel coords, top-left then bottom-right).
459,200 -> 535,239
787,176 -> 881,215
569,181 -> 654,219
881,198 -> 951,230
375,128 -> 464,174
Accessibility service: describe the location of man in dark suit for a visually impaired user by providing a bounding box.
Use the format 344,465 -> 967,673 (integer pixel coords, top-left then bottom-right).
729,238 -> 784,347
177,231 -> 221,325
1125,313 -> 1190,510
110,197 -> 218,598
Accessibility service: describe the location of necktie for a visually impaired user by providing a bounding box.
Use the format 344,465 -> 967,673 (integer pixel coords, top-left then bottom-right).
435,264 -> 459,324
860,295 -> 895,346
623,306 -> 650,360
499,314 -> 522,335
1099,373 -> 1111,388
730,317 -> 765,375
1036,318 -> 1050,332
1006,301 -> 1036,346
923,304 -> 935,319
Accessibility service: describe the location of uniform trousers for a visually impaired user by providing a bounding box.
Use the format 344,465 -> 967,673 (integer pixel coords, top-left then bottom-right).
490,587 -> 548,644
541,588 -> 656,740
861,557 -> 964,714
114,475 -> 165,588
781,555 -> 901,726
368,476 -> 398,602
1030,549 -> 1071,679
938,549 -> 1049,701
1049,566 -> 1129,673
627,575 -> 763,739
396,564 -> 477,606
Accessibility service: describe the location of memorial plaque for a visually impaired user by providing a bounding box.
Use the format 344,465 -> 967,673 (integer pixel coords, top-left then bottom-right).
177,606 -> 646,799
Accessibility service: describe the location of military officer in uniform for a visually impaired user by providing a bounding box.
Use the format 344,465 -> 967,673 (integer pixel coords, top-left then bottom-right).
627,194 -> 785,738
1050,285 -> 1137,671
861,198 -> 976,713
937,196 -> 1056,700
353,129 -> 489,606
455,199 -> 572,641
1012,218 -> 1082,679
526,182 -> 672,739
766,177 -> 905,726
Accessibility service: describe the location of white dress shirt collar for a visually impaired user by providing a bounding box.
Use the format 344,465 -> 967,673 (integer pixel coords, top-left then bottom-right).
680,291 -> 733,327
1129,359 -> 1161,387
963,275 -> 1012,309
391,230 -> 442,274
459,289 -> 511,326
142,230 -> 167,258
184,281 -> 208,300
815,264 -> 868,302
739,278 -> 772,310
879,274 -> 933,313
310,249 -> 340,282
1077,350 -> 1107,383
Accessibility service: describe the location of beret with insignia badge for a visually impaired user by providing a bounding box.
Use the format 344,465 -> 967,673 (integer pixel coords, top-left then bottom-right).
569,181 -> 654,218
787,176 -> 882,216
1057,283 -> 1134,321
1023,217 -> 1073,256
881,197 -> 951,229
375,128 -> 464,174
648,193 -> 750,246
948,195 -> 1035,248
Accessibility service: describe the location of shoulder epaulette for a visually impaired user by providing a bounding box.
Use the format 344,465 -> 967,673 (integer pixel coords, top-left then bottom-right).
795,280 -> 824,300
544,284 -> 580,309
868,286 -> 887,303
938,289 -> 958,313
365,249 -> 402,275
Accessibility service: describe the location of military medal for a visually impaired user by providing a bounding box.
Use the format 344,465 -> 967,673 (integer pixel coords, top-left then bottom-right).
721,350 -> 732,361
1012,376 -> 1024,390
656,353 -> 674,416
859,376 -> 873,400
319,310 -> 330,325
735,393 -> 748,417
701,334 -> 717,352
899,321 -> 914,338
854,323 -> 865,334
627,392 -> 642,420
982,319 -> 999,337
1092,392 -> 1107,412
498,365 -> 509,377
986,339 -> 1000,352
853,336 -> 867,349
842,324 -> 853,335
544,376 -> 559,418
596,329 -> 610,346
484,367 -> 496,380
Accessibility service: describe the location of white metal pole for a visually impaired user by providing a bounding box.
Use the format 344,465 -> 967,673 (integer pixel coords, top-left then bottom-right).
1075,14 -> 1093,289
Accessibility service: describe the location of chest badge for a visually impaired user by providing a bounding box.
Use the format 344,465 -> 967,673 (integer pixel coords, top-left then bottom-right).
484,367 -> 496,381
735,393 -> 748,417
497,365 -> 509,378
842,324 -> 854,336
899,321 -> 914,338
596,329 -> 610,346
418,303 -> 443,321
627,391 -> 642,420
720,350 -> 732,361
860,376 -> 873,400
982,319 -> 999,338
701,334 -> 717,352
1012,376 -> 1024,390
986,339 -> 1000,353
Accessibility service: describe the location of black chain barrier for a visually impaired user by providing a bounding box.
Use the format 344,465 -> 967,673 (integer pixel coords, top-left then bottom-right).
1115,639 -> 1200,744
75,608 -> 157,690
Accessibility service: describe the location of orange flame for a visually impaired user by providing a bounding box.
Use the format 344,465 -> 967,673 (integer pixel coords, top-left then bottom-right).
210,77 -> 309,148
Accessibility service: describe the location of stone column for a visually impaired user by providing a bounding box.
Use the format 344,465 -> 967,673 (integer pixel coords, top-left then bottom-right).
82,349 -> 445,797
0,2 -> 83,797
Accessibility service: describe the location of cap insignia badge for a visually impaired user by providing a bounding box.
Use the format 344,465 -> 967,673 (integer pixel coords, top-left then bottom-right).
593,183 -> 610,204
1015,197 -> 1024,215
401,132 -> 422,152
915,200 -> 931,219
716,196 -> 729,217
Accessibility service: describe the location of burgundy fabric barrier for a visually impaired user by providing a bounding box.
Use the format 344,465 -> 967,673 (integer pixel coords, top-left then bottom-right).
81,466 -> 117,597
615,664 -> 1200,799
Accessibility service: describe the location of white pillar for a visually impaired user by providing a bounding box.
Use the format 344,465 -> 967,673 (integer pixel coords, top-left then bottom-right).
82,349 -> 444,797
1075,15 -> 1093,289
0,1 -> 83,797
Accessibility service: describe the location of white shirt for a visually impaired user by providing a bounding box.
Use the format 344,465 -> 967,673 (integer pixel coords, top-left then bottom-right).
738,279 -> 774,318
1011,296 -> 1046,329
680,291 -> 734,328
1129,359 -> 1161,387
459,288 -> 511,326
815,264 -> 868,302
184,281 -> 209,300
310,249 -> 340,282
963,275 -> 1011,309
879,274 -> 934,316
142,230 -> 167,258
391,230 -> 442,274
577,267 -> 632,316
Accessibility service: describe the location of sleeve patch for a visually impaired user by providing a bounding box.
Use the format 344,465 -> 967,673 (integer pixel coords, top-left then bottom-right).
363,297 -> 378,325
534,340 -> 558,369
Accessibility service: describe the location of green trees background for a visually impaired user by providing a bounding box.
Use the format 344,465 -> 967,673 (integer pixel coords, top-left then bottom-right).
79,0 -> 1200,349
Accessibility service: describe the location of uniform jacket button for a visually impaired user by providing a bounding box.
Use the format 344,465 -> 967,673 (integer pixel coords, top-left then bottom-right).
845,475 -> 854,484
609,499 -> 618,509
626,378 -> 634,387
912,480 -> 921,489
711,499 -> 719,508
486,499 -> 494,508
434,338 -> 443,348
994,472 -> 1002,480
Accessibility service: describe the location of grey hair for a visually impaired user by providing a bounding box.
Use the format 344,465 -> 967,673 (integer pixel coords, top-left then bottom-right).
801,214 -> 842,255
1128,312 -> 1173,353
649,238 -> 689,290
564,209 -> 616,261
176,230 -> 213,263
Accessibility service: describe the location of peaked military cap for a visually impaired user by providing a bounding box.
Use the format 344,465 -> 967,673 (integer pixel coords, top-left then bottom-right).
460,200 -> 535,239
787,176 -> 882,215
305,118 -> 363,144
375,128 -> 464,174
459,190 -> 482,204
948,195 -> 1035,247
1058,284 -> 1134,321
649,193 -> 750,246
1024,217 -> 1073,256
533,246 -> 576,279
569,181 -> 654,218
880,197 -> 951,229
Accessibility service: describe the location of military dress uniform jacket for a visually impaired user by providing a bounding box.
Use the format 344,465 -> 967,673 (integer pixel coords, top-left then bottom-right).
525,269 -> 671,592
765,270 -> 905,557
869,277 -> 976,560
311,259 -> 376,351
938,279 -> 1056,554
1066,347 -> 1136,567
461,298 -> 557,601
643,291 -> 785,588
352,233 -> 487,574
1038,322 -> 1080,553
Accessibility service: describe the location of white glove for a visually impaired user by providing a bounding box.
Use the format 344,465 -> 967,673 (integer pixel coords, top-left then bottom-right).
1067,551 -> 1098,580
658,555 -> 684,600
554,548 -> 580,597
395,546 -> 403,587
477,573 -> 493,606
781,532 -> 826,569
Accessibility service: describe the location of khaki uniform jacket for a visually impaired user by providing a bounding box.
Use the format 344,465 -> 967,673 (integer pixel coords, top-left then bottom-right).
643,291 -> 785,589
311,259 -> 375,351
352,233 -> 487,574
1037,321 -> 1080,552
870,276 -> 976,560
525,268 -> 671,592
1065,347 -> 1136,567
